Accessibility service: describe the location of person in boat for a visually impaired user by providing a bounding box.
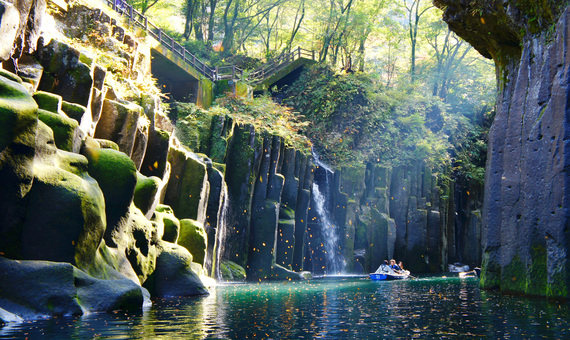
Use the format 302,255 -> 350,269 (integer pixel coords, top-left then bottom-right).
459,267 -> 481,278
398,261 -> 404,271
390,259 -> 402,273
375,260 -> 391,273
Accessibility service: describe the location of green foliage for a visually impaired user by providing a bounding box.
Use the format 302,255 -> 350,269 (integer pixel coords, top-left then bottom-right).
214,95 -> 311,152
171,95 -> 311,153
171,102 -> 213,154
283,64 -> 452,172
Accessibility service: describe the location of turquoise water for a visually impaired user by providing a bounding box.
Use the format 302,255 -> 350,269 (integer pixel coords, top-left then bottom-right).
2,276 -> 570,339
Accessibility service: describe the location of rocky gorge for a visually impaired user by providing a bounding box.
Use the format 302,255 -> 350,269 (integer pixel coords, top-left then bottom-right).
0,0 -> 492,323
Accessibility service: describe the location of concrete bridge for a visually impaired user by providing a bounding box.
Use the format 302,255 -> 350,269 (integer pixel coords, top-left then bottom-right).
105,0 -> 316,107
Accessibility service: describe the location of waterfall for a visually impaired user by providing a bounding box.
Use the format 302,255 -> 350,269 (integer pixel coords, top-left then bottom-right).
211,182 -> 229,280
309,153 -> 346,275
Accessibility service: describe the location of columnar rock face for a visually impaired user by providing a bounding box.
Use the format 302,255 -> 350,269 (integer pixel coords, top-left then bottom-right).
0,1 -> 213,320
224,123 -> 259,267
165,145 -> 209,223
433,0 -> 569,297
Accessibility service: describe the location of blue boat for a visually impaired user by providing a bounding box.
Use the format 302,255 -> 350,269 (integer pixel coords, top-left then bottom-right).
369,270 -> 410,281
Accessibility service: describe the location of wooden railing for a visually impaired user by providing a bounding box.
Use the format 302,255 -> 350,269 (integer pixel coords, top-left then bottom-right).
104,0 -> 315,83
106,0 -> 216,80
249,47 -> 315,82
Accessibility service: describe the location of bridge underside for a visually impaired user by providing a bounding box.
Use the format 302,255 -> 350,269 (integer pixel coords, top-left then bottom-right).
254,58 -> 316,96
150,47 -> 213,108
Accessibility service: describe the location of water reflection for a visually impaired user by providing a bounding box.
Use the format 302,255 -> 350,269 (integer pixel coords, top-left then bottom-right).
2,276 -> 570,339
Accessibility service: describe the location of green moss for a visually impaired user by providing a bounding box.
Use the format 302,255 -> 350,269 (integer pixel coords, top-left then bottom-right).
178,219 -> 207,266
0,69 -> 23,84
133,173 -> 161,213
172,102 -> 214,154
212,162 -> 226,174
37,109 -> 78,152
33,91 -> 62,113
220,260 -> 246,281
501,255 -> 527,294
0,72 -> 39,151
546,267 -> 568,299
279,206 -> 295,220
480,252 -> 501,290
514,0 -> 556,34
167,148 -> 208,220
526,244 -> 547,296
61,101 -> 86,123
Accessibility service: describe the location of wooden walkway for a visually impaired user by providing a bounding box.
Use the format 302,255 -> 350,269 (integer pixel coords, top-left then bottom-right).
105,0 -> 315,84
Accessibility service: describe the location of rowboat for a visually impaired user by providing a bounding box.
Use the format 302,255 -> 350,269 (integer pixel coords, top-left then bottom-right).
369,270 -> 410,281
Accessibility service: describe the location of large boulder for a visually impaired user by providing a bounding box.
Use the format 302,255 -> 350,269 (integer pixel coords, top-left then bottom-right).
20,121 -> 106,270
82,146 -> 137,244
35,39 -> 93,107
0,257 -> 146,319
94,99 -> 142,157
152,204 -> 180,243
113,205 -> 160,285
36,108 -> 79,152
0,70 -> 38,258
133,172 -> 162,219
143,242 -> 208,297
164,145 -> 209,223
178,219 -> 207,266
0,0 -> 20,61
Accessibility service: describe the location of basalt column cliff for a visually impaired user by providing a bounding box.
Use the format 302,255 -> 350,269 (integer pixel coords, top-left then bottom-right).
433,0 -> 570,297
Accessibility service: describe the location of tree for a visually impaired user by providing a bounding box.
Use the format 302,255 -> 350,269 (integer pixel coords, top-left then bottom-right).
402,0 -> 433,82
129,0 -> 161,15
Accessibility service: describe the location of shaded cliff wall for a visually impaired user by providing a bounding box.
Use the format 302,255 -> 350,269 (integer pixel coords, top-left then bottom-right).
434,0 -> 570,297
311,160 -> 482,275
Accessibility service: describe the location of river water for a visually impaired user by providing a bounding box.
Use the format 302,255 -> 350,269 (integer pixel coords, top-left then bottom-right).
2,276 -> 569,339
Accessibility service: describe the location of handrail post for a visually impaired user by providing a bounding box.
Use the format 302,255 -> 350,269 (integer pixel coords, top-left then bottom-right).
298,46 -> 301,59
232,65 -> 235,80
144,17 -> 148,30
171,36 -> 174,51
129,4 -> 133,21
312,50 -> 315,60
215,66 -> 219,80
158,29 -> 162,42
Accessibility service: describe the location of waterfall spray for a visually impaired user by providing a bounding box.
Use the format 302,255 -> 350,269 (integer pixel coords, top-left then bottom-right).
310,152 -> 346,275
211,182 -> 230,280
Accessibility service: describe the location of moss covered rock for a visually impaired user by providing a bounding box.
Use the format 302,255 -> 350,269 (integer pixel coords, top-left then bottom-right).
220,260 -> 246,281
94,99 -> 142,157
61,101 -> 87,123
0,70 -> 38,258
82,146 -> 137,243
37,108 -> 79,152
36,39 -> 93,106
143,242 -> 208,297
178,219 -> 207,266
33,91 -> 61,113
152,204 -> 180,243
0,257 -> 147,319
133,172 -> 161,218
119,205 -> 160,285
21,121 -> 106,270
164,145 -> 209,223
